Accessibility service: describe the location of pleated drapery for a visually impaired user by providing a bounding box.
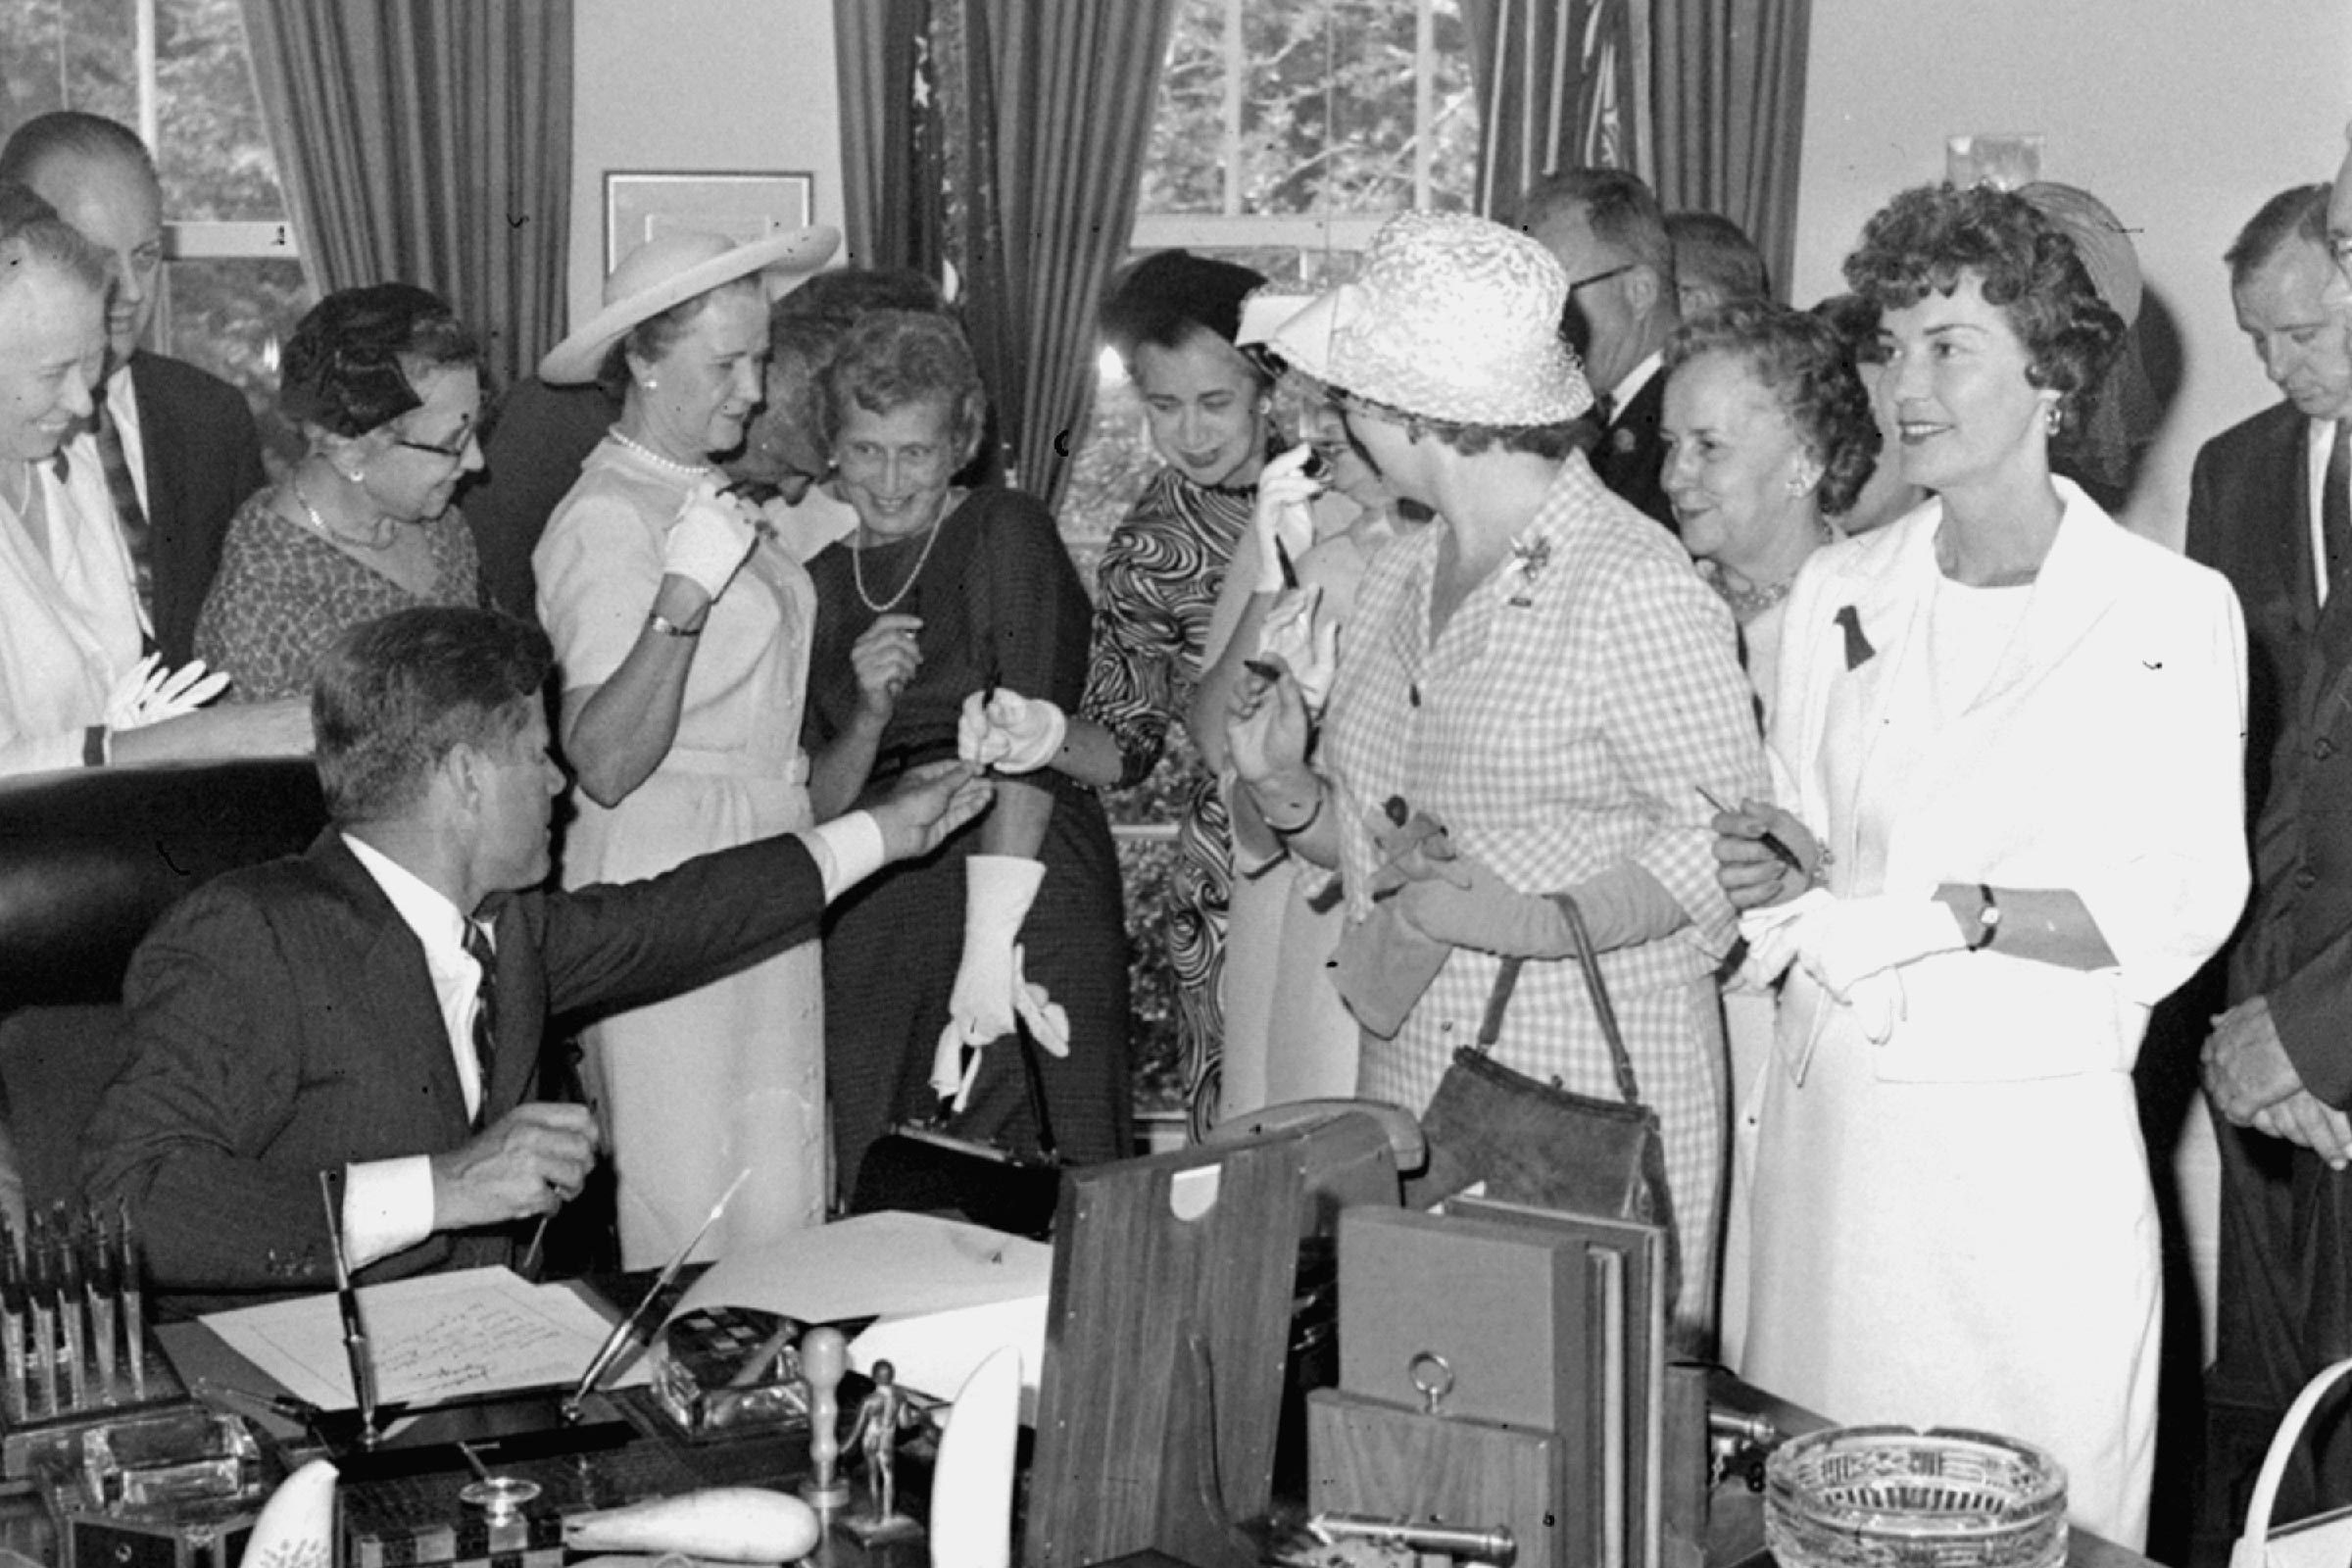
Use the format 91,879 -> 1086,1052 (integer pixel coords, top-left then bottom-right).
1647,0 -> 1812,298
1461,0 -> 1650,220
237,0 -> 572,392
833,0 -> 1177,511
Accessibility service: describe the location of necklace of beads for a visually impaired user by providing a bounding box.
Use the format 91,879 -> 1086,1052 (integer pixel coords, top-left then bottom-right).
292,473 -> 398,551
852,518 -> 946,613
610,425 -> 713,479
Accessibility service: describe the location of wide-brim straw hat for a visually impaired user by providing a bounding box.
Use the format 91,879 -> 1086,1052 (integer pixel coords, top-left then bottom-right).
539,225 -> 841,385
1265,210 -> 1592,425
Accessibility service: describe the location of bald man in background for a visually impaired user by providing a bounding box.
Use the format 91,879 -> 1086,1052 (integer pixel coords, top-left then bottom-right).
0,112 -> 268,668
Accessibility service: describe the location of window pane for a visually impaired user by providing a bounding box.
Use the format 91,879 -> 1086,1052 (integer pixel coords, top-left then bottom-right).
155,0 -> 286,221
1142,0 -> 1480,220
0,0 -> 138,124
160,257 -> 311,461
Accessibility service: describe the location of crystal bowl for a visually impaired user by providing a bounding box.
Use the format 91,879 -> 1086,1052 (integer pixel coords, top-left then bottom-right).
1763,1425 -> 2069,1568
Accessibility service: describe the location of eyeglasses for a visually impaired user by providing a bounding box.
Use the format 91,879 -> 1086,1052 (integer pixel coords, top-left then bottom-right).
391,426 -> 478,462
1567,262 -> 1638,294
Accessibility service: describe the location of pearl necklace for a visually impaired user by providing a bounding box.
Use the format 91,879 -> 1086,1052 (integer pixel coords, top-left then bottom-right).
610,425 -> 713,479
1704,564 -> 1796,624
292,474 -> 398,551
852,517 -> 947,613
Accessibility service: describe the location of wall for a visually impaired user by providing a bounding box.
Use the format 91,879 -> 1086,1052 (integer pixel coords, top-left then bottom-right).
1790,0 -> 2352,546
567,0 -> 846,333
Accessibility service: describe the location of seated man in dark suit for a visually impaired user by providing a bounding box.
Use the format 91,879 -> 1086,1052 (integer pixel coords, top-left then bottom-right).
1519,167 -> 1683,531
84,607 -> 989,1311
0,112 -> 270,668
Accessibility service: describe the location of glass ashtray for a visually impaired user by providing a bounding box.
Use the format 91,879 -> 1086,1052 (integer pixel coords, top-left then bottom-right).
1763,1425 -> 2068,1568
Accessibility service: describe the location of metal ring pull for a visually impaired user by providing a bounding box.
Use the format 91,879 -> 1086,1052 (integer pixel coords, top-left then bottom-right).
1408,1349 -> 1454,1415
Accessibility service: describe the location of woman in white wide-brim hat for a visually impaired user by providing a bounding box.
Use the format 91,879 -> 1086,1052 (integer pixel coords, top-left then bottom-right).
531,225 -> 864,1266
1224,211 -> 1768,1343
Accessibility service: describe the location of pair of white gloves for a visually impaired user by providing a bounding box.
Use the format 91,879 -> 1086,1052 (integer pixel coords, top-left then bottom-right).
1740,886 -> 1972,1043
660,479 -> 766,603
104,653 -> 230,732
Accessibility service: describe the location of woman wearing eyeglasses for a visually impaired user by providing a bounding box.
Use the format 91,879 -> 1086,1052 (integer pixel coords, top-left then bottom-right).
193,283 -> 486,702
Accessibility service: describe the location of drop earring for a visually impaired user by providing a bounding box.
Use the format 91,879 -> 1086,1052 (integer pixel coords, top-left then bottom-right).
2041,400 -> 2061,437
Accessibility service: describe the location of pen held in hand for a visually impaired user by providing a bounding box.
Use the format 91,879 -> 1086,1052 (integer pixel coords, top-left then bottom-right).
1694,784 -> 1805,873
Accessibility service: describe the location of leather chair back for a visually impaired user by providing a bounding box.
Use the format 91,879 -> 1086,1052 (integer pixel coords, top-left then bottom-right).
0,760 -> 326,1211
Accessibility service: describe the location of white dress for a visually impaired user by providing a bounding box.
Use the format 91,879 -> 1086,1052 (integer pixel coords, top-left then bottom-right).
0,457 -> 146,776
1738,485 -> 2248,1548
535,438 -> 825,1266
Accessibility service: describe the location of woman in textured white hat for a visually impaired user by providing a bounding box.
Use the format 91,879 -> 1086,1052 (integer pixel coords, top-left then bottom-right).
528,225 -> 861,1266
1225,210 -> 1768,1340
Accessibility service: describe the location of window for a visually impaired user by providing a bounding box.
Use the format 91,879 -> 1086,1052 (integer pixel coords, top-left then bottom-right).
1066,0 -> 1478,1117
1,0 -> 308,452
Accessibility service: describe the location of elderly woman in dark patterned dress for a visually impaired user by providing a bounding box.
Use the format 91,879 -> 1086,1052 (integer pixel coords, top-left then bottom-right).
957,250 -> 1271,1121
194,284 -> 483,699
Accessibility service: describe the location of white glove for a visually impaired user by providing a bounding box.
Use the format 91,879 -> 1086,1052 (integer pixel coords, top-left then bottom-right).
931,857 -> 1071,1109
662,479 -> 760,601
1256,585 -> 1339,710
956,689 -> 1068,773
1250,445 -> 1322,594
104,655 -> 231,731
1737,887 -> 1834,988
1788,890 -> 1967,999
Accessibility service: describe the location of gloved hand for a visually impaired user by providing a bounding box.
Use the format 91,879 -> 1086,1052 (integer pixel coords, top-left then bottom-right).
956,689 -> 1068,773
1397,858 -> 1688,957
662,479 -> 760,601
104,655 -> 230,731
931,857 -> 1071,1108
1256,586 -> 1339,710
1737,887 -> 1836,987
1250,445 -> 1322,594
1788,890 -> 1967,999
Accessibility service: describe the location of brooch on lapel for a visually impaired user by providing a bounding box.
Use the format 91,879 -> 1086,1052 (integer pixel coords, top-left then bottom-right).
1834,604 -> 1874,670
1507,536 -> 1553,609
1609,427 -> 1640,457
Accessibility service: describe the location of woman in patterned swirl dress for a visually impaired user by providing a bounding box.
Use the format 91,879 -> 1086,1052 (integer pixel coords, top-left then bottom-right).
959,250 -> 1270,1126
530,226 -> 839,1267
195,284 -> 484,702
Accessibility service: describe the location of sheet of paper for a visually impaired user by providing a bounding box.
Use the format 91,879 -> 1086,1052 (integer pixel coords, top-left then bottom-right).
201,1266 -> 647,1411
675,1211 -> 1051,1325
849,1296 -> 1046,1422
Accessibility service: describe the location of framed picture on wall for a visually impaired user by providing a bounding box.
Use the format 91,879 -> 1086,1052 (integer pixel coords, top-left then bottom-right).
604,172 -> 816,270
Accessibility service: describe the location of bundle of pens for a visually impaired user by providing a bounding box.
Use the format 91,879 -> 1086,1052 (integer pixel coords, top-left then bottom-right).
2,1200 -> 154,1429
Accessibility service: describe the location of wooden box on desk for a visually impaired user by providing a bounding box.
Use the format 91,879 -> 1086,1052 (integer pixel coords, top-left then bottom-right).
1307,1388 -> 1562,1567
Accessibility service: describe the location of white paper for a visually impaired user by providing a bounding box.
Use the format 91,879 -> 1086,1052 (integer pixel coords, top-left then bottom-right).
673,1212 -> 1050,1325
202,1266 -> 648,1411
848,1296 -> 1045,1420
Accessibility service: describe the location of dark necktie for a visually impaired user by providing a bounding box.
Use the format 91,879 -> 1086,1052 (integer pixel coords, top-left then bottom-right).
461,921 -> 498,1125
93,400 -> 152,621
2327,417 -> 2352,593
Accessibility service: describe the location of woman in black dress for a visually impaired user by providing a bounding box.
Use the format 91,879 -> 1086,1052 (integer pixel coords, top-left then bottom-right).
804,311 -> 1130,1198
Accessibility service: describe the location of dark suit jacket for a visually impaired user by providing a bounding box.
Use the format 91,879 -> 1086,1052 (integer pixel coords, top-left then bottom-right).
129,352 -> 270,668
461,377 -> 622,622
1585,368 -> 1676,533
83,827 -> 827,1307
2185,400 -> 2317,828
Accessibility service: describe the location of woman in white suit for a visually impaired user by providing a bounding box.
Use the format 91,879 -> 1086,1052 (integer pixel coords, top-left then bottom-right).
1713,183 -> 2248,1548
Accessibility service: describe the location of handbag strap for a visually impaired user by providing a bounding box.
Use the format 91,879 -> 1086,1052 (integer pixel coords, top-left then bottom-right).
1470,891 -> 1644,1108
2235,1355 -> 2352,1564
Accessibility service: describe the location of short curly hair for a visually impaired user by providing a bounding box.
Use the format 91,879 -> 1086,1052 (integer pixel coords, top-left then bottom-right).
821,309 -> 988,466
1665,300 -> 1881,517
1841,183 -> 2124,428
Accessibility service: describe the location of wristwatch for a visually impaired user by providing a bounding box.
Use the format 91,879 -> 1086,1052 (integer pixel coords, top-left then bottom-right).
1969,883 -> 2001,952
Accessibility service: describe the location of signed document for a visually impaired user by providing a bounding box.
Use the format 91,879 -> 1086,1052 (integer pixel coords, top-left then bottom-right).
201,1266 -> 649,1410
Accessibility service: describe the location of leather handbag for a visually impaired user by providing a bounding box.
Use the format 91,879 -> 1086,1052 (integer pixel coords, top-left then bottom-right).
848,1014 -> 1062,1240
1410,893 -> 1681,1302
2231,1357 -> 2352,1568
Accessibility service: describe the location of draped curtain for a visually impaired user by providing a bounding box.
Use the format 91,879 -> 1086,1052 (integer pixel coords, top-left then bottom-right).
833,0 -> 1177,510
237,0 -> 572,392
1463,0 -> 1810,301
1461,0 -> 1649,221
1648,0 -> 1812,298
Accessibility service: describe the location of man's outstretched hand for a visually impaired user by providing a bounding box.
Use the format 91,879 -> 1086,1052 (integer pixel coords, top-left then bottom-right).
871,760 -> 993,861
